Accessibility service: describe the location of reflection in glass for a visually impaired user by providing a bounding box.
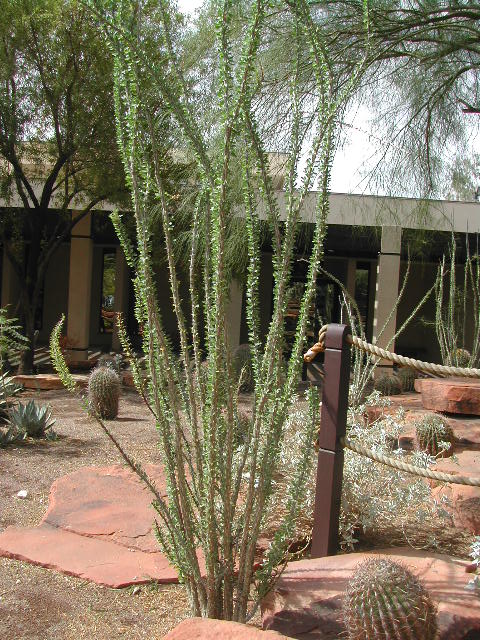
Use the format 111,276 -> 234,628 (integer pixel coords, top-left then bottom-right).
100,250 -> 116,334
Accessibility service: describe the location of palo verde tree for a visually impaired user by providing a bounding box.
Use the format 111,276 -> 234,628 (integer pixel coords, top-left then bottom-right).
0,0 -> 126,373
52,0 -> 370,621
315,0 -> 480,198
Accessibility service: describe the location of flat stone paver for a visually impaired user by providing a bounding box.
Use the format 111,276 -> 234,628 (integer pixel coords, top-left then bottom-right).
0,464 -> 199,587
261,548 -> 480,640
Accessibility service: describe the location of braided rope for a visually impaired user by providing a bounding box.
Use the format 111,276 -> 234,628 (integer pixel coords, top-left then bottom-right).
304,325 -> 480,378
343,437 -> 480,486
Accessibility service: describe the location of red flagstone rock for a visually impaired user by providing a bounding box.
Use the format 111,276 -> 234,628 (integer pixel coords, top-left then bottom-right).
416,378 -> 480,415
434,451 -> 480,535
0,464 -> 202,587
163,618 -> 292,639
261,548 -> 480,640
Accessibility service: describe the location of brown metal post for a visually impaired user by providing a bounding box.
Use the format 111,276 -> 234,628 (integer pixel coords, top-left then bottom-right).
311,324 -> 351,558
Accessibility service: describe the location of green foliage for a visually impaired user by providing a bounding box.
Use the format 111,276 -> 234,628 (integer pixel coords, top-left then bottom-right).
67,0 -> 370,622
343,557 -> 437,640
434,236 -> 480,368
0,372 -> 22,415
232,344 -> 254,392
88,366 -> 120,419
415,415 -> 454,458
397,366 -> 416,392
373,373 -> 402,396
7,399 -> 56,438
0,307 -> 28,369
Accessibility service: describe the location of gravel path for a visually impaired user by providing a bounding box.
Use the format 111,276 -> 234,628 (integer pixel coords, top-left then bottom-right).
0,388 -> 191,640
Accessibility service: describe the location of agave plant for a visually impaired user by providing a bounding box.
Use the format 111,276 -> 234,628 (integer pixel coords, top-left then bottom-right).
7,400 -> 56,439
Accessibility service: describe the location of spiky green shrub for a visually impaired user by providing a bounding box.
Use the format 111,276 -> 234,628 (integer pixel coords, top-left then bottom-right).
415,414 -> 454,457
434,236 -> 480,368
88,366 -> 120,419
344,557 -> 437,640
397,367 -> 416,392
7,400 -> 56,438
51,0 -> 371,622
232,344 -> 254,392
0,307 -> 28,372
373,374 -> 402,396
0,373 -> 22,418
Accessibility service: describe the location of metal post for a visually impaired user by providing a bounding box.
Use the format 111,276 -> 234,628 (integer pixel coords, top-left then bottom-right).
311,324 -> 351,558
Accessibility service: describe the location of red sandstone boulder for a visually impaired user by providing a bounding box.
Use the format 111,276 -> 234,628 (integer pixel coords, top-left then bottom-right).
163,618 -> 292,639
261,548 -> 480,640
434,451 -> 480,534
416,378 -> 480,415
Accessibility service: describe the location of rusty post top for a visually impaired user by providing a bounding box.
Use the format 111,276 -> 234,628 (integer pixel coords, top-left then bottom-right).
324,324 -> 351,351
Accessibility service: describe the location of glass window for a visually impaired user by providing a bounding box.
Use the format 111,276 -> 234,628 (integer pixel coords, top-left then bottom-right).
99,249 -> 116,334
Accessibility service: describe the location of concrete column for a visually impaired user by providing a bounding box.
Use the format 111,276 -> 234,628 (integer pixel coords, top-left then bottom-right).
226,279 -> 243,351
1,250 -> 21,314
366,260 -> 377,342
345,258 -> 356,301
111,248 -> 130,352
66,212 -> 93,361
373,226 -> 402,374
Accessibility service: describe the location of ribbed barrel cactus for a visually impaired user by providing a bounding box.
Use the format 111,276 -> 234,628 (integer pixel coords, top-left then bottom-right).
343,557 -> 437,640
415,414 -> 454,457
373,373 -> 402,396
397,367 -> 416,392
88,366 -> 120,419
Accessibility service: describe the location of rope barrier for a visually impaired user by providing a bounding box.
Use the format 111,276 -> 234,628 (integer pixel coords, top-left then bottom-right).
342,437 -> 480,487
304,325 -> 480,379
305,324 -> 480,485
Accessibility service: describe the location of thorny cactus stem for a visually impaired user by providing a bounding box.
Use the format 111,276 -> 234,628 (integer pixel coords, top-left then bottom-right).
344,557 -> 438,640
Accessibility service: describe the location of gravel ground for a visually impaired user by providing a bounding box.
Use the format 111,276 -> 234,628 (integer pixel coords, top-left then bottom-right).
0,388 -> 192,640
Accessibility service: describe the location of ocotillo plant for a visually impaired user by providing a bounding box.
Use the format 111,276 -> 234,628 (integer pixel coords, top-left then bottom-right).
51,0 -> 370,622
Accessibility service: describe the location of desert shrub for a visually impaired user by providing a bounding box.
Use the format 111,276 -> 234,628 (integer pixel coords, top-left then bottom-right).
51,0 -> 371,622
373,373 -> 402,396
88,366 -> 120,419
415,414 -> 454,457
271,392 -> 449,550
0,373 -> 22,419
7,400 -> 56,439
397,366 -> 416,392
434,237 -> 480,368
0,307 -> 28,372
344,557 -> 437,640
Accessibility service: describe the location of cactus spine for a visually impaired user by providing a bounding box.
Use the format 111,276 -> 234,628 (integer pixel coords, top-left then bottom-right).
415,415 -> 454,457
344,557 -> 437,640
88,366 -> 120,419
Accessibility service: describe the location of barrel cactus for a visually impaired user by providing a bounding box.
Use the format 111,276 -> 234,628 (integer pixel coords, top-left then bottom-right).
343,557 -> 437,640
88,366 -> 120,419
415,414 -> 454,457
373,373 -> 402,396
397,367 -> 416,392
